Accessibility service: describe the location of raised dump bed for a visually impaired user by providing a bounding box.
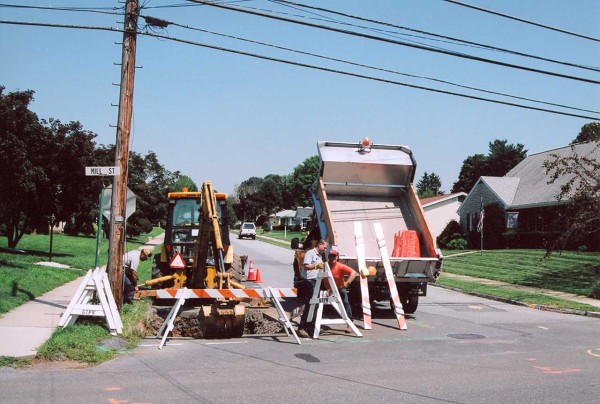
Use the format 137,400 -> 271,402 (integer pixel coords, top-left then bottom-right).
310,140 -> 443,314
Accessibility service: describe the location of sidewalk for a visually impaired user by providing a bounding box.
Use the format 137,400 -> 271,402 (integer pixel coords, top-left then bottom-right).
0,233 -> 164,358
440,272 -> 600,311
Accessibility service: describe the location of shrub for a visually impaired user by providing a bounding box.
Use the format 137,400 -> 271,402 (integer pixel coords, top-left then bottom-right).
437,220 -> 464,248
262,222 -> 271,232
447,238 -> 467,250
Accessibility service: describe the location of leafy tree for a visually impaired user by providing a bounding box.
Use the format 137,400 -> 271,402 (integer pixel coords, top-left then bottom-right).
452,154 -> 487,193
452,140 -> 527,193
234,177 -> 265,222
288,155 -> 319,207
42,118 -> 101,237
416,172 -> 443,197
571,122 -> 600,144
543,139 -> 600,252
170,173 -> 198,192
0,87 -> 51,247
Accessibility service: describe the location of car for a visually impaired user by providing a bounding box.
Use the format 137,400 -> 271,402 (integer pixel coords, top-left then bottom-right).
238,222 -> 256,239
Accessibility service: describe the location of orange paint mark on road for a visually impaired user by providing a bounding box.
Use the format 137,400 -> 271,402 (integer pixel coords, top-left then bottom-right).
105,387 -> 122,391
533,366 -> 582,374
526,358 -> 537,361
108,399 -> 128,404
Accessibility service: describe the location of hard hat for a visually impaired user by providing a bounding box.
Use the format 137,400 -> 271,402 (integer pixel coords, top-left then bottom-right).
328,249 -> 339,257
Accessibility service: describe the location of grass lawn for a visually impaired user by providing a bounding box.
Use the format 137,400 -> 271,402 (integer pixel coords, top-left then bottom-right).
441,249 -> 600,298
0,230 -> 161,315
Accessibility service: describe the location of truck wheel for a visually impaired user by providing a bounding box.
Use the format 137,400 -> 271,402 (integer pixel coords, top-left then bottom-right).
402,295 -> 419,314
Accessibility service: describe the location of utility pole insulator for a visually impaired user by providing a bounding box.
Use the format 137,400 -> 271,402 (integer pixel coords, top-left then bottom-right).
108,0 -> 139,312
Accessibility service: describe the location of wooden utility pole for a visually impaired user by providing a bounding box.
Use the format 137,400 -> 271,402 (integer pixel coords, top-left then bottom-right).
108,0 -> 139,311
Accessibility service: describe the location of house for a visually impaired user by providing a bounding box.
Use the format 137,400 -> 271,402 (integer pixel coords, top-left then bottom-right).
458,141 -> 599,249
269,207 -> 314,229
294,207 -> 313,229
419,192 -> 467,240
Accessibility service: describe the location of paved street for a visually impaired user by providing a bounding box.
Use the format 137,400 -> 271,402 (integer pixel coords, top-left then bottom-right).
1,237 -> 598,404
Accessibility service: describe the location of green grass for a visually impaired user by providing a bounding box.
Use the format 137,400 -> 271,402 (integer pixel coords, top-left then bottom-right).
0,230 -> 161,315
437,276 -> 599,312
35,299 -> 152,364
441,249 -> 600,297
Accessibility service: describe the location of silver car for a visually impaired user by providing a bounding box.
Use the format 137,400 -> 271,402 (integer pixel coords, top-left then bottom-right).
238,222 -> 256,239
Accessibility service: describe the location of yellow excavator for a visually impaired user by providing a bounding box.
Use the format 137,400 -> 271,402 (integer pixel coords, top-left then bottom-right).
138,181 -> 246,337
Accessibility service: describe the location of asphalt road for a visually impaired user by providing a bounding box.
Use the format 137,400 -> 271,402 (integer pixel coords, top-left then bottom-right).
1,238 -> 598,404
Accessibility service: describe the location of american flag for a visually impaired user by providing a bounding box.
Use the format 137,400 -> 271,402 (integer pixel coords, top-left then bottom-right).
477,210 -> 485,232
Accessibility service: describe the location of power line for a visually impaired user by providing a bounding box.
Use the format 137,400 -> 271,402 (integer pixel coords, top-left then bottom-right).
162,17 -> 599,115
1,19 -> 598,120
442,0 -> 600,43
267,0 -> 600,73
187,0 -> 600,84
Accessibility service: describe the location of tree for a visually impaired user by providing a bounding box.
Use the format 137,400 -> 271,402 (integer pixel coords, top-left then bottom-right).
0,87 -> 51,247
571,122 -> 600,144
170,174 -> 198,192
288,155 -> 320,207
543,139 -> 600,252
41,118 -> 101,237
416,172 -> 443,198
234,177 -> 265,221
452,140 -> 527,193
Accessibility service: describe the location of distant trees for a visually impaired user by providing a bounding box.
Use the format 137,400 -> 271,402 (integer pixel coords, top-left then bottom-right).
571,122 -> 600,145
452,139 -> 527,193
416,172 -> 443,198
231,155 -> 319,222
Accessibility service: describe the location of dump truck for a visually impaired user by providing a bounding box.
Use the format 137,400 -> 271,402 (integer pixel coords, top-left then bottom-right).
292,139 -> 442,315
138,181 -> 246,337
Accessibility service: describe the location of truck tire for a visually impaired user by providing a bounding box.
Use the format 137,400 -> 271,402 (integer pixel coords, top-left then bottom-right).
390,295 -> 418,314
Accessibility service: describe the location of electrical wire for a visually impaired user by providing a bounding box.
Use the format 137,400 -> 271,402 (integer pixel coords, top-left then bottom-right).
186,0 -> 600,84
266,0 -> 600,72
162,18 -> 599,115
1,19 -> 598,120
442,0 -> 600,43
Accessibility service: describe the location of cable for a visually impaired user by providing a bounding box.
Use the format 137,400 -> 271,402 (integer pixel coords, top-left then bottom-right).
267,0 -> 600,72
163,17 -> 599,114
442,0 -> 600,43
186,0 -> 600,84
1,19 -> 598,120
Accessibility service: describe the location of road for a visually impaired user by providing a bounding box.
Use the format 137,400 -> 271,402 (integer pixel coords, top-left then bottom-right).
1,238 -> 598,403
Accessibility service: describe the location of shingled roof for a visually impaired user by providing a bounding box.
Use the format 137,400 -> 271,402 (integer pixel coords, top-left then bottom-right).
469,141 -> 599,209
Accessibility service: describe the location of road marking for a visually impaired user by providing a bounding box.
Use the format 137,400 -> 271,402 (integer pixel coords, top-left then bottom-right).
587,348 -> 600,358
538,326 -> 549,330
468,305 -> 481,310
533,366 -> 582,374
526,358 -> 537,361
105,387 -> 122,391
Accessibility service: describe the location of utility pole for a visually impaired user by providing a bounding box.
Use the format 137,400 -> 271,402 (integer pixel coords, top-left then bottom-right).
108,0 -> 139,311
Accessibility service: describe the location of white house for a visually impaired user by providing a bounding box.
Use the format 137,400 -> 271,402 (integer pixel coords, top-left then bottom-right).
420,192 -> 467,240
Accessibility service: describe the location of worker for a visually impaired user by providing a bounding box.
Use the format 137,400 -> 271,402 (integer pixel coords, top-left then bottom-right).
123,249 -> 152,304
297,239 -> 328,338
325,250 -> 357,332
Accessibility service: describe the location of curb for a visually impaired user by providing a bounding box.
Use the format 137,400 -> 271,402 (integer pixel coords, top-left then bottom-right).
432,284 -> 600,319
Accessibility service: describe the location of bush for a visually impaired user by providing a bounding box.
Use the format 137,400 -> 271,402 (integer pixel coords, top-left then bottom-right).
437,220 -> 464,248
447,238 -> 467,250
262,222 -> 272,232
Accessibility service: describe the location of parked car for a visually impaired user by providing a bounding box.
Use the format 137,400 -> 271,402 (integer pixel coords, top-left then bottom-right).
238,222 -> 256,239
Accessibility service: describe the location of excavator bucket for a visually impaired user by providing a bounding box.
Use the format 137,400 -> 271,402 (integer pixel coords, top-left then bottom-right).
197,301 -> 246,338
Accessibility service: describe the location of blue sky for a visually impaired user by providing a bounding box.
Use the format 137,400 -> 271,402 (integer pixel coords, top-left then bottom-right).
1,0 -> 599,195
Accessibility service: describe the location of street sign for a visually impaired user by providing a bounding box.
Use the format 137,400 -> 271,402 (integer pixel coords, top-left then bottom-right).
101,186 -> 137,220
85,166 -> 121,176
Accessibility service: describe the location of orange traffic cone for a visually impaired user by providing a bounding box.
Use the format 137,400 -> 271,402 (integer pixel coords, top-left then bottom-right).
255,268 -> 263,283
247,260 -> 256,281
